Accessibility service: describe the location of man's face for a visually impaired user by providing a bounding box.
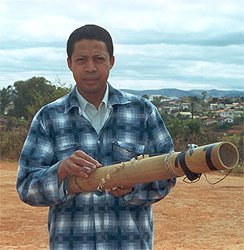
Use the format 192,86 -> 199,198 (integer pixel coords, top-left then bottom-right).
67,39 -> 114,98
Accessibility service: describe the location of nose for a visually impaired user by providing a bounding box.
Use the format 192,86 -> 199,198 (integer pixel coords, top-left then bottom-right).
85,59 -> 97,72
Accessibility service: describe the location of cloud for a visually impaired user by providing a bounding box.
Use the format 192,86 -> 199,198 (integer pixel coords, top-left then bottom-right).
0,0 -> 244,91
115,30 -> 244,46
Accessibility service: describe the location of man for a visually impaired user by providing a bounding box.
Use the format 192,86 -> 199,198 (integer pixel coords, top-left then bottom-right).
17,24 -> 175,249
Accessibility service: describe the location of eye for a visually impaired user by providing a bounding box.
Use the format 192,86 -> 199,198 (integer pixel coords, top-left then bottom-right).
95,55 -> 106,63
76,57 -> 86,63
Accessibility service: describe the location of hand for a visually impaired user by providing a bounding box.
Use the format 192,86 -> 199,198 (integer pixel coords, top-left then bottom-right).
58,150 -> 102,184
110,186 -> 133,197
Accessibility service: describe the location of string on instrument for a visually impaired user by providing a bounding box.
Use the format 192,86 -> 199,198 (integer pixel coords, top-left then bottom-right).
183,169 -> 233,185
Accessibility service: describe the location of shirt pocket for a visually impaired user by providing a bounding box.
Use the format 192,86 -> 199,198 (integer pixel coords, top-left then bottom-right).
112,140 -> 145,163
54,143 -> 80,161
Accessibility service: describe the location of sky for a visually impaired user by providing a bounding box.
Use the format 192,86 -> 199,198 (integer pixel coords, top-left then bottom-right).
0,0 -> 244,91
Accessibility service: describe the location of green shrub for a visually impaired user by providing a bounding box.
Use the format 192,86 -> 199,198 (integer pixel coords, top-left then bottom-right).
0,116 -> 29,160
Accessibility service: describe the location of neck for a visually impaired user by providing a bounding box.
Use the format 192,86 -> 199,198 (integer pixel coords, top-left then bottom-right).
86,94 -> 103,109
77,86 -> 107,110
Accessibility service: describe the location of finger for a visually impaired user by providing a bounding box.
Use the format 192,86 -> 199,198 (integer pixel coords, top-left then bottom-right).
61,151 -> 102,178
118,186 -> 132,192
110,190 -> 120,197
112,186 -> 133,197
111,188 -> 126,197
74,151 -> 102,168
63,156 -> 98,178
64,162 -> 89,178
68,154 -> 97,172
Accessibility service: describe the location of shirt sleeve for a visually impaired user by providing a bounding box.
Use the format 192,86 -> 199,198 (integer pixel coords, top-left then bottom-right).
121,103 -> 176,206
16,111 -> 73,206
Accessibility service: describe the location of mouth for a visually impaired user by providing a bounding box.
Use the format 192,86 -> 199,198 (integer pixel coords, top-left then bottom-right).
83,78 -> 99,83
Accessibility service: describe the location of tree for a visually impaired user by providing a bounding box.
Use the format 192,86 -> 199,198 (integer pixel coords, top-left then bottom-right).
166,118 -> 186,139
151,96 -> 162,106
142,94 -> 149,99
201,91 -> 207,102
0,85 -> 15,115
185,119 -> 202,135
12,77 -> 70,119
26,85 -> 70,120
188,96 -> 200,120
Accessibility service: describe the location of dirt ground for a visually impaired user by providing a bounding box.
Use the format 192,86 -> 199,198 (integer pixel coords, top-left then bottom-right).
0,161 -> 243,250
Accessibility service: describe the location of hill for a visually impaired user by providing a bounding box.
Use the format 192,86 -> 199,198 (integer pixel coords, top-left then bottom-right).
120,88 -> 244,98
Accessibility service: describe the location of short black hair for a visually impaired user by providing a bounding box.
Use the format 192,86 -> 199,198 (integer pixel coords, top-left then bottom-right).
66,24 -> 114,59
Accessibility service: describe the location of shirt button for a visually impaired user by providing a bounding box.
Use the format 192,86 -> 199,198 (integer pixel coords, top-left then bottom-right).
97,140 -> 101,145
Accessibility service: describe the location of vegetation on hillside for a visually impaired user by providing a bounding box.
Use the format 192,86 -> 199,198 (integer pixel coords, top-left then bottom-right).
0,77 -> 243,175
0,77 -> 71,159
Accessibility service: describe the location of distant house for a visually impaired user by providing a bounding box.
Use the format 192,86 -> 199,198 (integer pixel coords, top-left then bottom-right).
175,111 -> 192,118
233,110 -> 243,118
203,118 -> 218,126
209,103 -> 225,111
149,95 -> 161,102
219,117 -> 234,124
224,117 -> 234,123
219,109 -> 242,119
218,103 -> 225,109
158,100 -> 179,114
209,103 -> 218,111
180,102 -> 191,110
224,104 -> 232,109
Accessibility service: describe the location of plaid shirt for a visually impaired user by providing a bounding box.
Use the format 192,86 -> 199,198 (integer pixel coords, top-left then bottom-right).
17,84 -> 175,250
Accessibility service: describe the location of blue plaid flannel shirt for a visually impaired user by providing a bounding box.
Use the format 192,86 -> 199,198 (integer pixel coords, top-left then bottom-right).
17,84 -> 175,250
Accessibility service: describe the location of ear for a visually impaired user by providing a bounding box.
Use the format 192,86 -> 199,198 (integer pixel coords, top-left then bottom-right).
67,57 -> 72,71
110,56 -> 115,69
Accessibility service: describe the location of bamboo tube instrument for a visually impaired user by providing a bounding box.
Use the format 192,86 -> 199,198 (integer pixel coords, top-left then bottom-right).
67,142 -> 239,194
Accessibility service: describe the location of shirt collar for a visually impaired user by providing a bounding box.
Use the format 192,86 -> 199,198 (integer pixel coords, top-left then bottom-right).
64,83 -> 130,114
75,84 -> 109,112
